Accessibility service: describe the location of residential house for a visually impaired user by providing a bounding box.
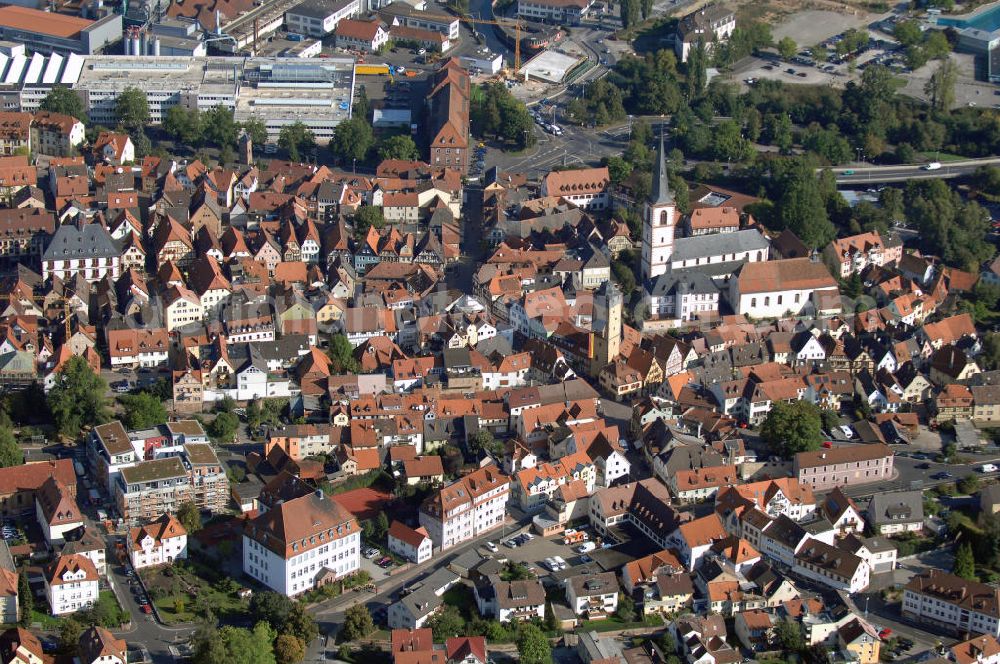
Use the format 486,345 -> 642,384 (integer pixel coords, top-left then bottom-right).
45,554 -> 99,615
388,521 -> 433,564
473,576 -> 546,622
866,491 -> 923,535
566,572 -> 619,618
129,514 -> 188,569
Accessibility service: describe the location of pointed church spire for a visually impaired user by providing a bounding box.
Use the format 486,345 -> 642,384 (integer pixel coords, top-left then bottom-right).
651,124 -> 674,206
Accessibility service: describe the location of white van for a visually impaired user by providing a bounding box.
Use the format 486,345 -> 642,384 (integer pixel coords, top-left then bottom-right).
576,542 -> 596,553
924,162 -> 942,170
981,463 -> 998,473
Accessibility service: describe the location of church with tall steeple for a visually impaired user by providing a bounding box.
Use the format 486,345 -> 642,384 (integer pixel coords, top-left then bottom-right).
641,128 -> 677,283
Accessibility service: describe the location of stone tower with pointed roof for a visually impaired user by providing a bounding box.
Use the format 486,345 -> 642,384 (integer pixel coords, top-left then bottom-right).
642,127 -> 676,282
590,280 -> 622,376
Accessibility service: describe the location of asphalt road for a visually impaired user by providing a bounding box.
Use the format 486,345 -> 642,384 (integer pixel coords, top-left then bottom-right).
305,517 -> 533,660
831,157 -> 1000,184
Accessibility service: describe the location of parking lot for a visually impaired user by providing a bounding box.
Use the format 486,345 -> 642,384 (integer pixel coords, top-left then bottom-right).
469,522 -> 659,582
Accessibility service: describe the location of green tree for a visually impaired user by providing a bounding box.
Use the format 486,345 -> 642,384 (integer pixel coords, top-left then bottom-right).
517,624 -> 552,664
0,423 -> 21,468
774,619 -> 804,651
328,333 -> 360,374
329,117 -> 374,165
130,130 -> 151,161
378,134 -> 420,161
118,392 -> 168,430
249,591 -> 295,629
203,106 -> 240,148
208,411 -> 239,443
59,618 -> 83,655
274,634 -> 305,664
241,117 -> 268,148
40,85 -> 87,121
616,593 -> 635,623
343,604 -> 376,641
375,511 -> 389,539
761,401 -> 823,457
164,105 -> 203,147
353,205 -> 384,237
611,261 -> 637,295
982,333 -> 1000,370
605,156 -> 633,184
279,122 -> 317,162
177,500 -> 202,533
282,604 -> 319,644
685,39 -> 708,99
926,58 -> 957,112
468,429 -> 500,457
619,0 -> 640,29
777,36 -> 797,60
426,605 -> 464,641
958,474 -> 981,495
954,541 -> 977,580
893,20 -> 923,47
775,159 -> 836,249
193,623 -> 276,664
47,356 -> 109,437
711,119 -> 753,162
17,571 -> 31,625
354,86 -> 371,123
115,87 -> 150,133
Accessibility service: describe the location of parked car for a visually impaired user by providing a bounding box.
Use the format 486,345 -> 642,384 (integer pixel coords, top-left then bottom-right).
504,539 -> 519,548
553,555 -> 567,570
485,541 -> 498,552
141,604 -> 152,614
576,542 -> 596,553
981,464 -> 998,473
931,471 -> 953,480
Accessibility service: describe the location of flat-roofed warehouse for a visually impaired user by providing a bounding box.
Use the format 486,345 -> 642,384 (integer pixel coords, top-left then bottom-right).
74,55 -> 355,144
0,5 -> 121,54
74,56 -> 241,126
234,58 -> 355,144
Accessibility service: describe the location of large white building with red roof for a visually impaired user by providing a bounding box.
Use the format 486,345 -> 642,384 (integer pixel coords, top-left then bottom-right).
243,490 -> 360,596
130,514 -> 188,570
419,464 -> 509,551
45,553 -> 99,615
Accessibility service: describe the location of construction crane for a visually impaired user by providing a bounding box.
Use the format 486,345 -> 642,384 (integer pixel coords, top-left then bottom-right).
458,16 -> 524,72
4,292 -> 72,342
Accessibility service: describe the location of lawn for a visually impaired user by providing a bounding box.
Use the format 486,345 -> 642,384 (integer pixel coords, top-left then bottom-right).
578,614 -> 663,632
442,584 -> 476,619
144,563 -> 248,625
918,151 -> 966,163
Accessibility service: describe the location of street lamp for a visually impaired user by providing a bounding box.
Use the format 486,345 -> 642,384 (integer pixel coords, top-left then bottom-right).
352,157 -> 356,173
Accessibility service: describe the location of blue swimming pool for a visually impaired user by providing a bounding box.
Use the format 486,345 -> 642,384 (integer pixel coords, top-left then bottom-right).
938,3 -> 1000,32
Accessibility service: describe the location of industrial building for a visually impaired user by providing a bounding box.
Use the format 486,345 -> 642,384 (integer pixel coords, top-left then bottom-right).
0,5 -> 121,55
285,0 -> 360,37
73,56 -> 355,144
233,58 -> 355,143
0,51 -> 86,114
